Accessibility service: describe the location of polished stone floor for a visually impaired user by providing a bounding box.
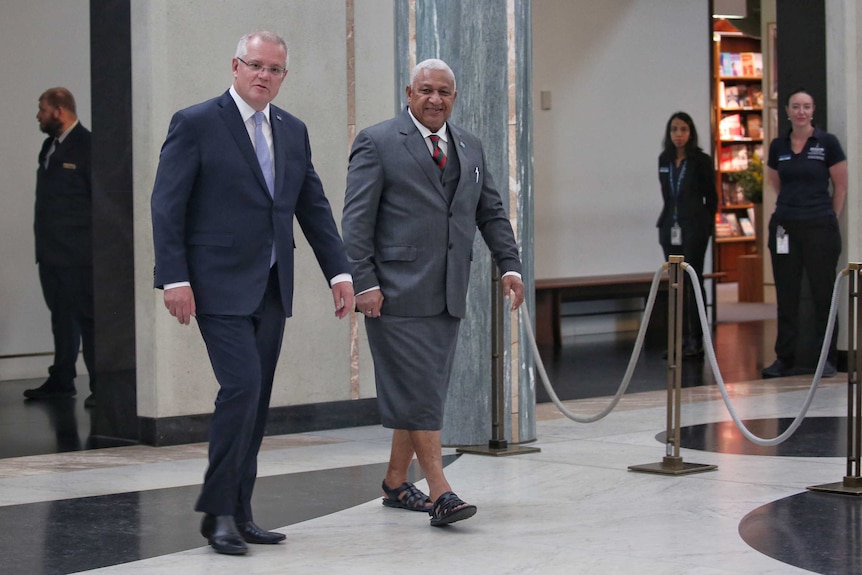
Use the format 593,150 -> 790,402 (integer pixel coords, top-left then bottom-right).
0,288 -> 857,574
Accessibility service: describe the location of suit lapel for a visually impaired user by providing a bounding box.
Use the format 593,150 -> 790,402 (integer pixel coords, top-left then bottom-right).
270,107 -> 287,198
398,111 -> 447,199
217,93 -> 271,198
447,126 -> 470,202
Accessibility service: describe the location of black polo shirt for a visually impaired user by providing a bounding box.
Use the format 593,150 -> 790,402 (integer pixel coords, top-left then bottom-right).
767,126 -> 845,221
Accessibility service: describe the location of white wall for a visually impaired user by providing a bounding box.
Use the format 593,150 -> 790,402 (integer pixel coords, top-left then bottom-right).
533,0 -> 712,279
0,0 -> 90,379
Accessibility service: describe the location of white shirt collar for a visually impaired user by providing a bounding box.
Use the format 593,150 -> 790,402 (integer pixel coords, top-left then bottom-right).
56,120 -> 79,143
229,85 -> 271,124
408,108 -> 447,142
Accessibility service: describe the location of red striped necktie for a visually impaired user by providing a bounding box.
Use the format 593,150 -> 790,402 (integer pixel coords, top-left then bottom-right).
429,134 -> 447,170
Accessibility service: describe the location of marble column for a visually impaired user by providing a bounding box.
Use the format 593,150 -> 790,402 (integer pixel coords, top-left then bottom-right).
826,0 -> 862,361
394,0 -> 535,445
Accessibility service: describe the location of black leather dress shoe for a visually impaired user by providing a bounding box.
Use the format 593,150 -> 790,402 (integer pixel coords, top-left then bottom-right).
23,380 -> 76,400
237,521 -> 286,544
200,514 -> 248,555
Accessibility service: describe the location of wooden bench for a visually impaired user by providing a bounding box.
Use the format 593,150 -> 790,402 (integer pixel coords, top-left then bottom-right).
534,271 -> 726,349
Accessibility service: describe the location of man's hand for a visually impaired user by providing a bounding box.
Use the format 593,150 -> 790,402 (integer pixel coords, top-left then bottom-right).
332,281 -> 355,319
502,275 -> 525,311
356,288 -> 383,318
164,285 -> 196,325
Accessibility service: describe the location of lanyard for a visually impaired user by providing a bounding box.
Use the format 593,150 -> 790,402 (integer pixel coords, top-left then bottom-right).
669,159 -> 687,222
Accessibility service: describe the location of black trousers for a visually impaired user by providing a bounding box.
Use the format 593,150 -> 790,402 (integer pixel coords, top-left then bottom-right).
194,266 -> 286,522
768,215 -> 841,365
661,233 -> 710,340
38,264 -> 96,390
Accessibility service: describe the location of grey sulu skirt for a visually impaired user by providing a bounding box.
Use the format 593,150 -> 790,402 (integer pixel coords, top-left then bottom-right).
364,312 -> 461,430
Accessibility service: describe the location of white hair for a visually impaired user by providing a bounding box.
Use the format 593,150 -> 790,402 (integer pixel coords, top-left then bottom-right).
410,58 -> 456,89
235,30 -> 289,68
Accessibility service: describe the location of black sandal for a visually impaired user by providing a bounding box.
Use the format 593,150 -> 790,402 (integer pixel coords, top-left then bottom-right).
429,491 -> 477,526
381,481 -> 433,512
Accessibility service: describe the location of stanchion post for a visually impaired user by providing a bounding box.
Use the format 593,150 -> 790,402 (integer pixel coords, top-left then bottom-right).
629,256 -> 716,475
809,263 -> 862,495
457,265 -> 540,457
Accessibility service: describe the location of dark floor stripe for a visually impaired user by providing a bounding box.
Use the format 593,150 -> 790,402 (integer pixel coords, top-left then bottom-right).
663,417 -> 846,457
739,491 -> 862,575
0,458 -> 451,574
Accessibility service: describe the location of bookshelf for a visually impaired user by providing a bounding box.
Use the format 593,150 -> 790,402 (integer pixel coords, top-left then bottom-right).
713,33 -> 761,282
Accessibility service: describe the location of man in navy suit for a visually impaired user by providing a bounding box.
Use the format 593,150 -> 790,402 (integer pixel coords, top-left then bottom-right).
151,31 -> 354,555
24,88 -> 97,409
342,59 -> 524,527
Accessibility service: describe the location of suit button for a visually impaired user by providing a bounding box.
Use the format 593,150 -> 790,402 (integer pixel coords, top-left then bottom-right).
448,212 -> 453,217
448,243 -> 454,250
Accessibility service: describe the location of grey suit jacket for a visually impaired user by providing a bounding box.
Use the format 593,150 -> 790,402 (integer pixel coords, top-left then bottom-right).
342,108 -> 521,318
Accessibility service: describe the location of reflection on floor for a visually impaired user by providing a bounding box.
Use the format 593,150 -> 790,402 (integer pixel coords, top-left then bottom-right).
0,291 -> 858,574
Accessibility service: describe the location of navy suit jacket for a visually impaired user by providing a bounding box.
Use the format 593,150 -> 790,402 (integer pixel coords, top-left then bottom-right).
151,91 -> 350,316
34,122 -> 92,267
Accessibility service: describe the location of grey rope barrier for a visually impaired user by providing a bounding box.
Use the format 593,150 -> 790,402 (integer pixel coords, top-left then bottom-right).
521,266 -> 666,423
522,262 -> 845,444
687,263 -> 844,447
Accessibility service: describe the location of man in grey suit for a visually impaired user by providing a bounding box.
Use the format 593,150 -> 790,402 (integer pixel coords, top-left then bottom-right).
342,59 -> 524,527
152,31 -> 354,554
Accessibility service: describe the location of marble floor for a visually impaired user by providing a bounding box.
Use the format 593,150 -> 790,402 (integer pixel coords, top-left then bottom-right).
1,289 -> 858,574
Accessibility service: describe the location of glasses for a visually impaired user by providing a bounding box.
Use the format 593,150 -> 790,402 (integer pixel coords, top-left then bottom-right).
237,57 -> 287,78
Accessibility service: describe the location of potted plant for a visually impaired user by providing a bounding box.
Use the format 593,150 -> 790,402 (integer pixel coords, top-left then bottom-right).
731,152 -> 763,204
730,152 -> 764,257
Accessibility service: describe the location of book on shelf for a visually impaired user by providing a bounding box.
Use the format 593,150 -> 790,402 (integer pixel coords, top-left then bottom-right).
729,144 -> 749,170
724,85 -> 739,109
719,146 -> 750,173
724,213 -> 741,236
731,53 -> 743,77
749,84 -> 764,107
721,179 -> 746,205
747,207 -> 756,227
753,143 -> 764,160
746,114 -> 762,139
737,84 -> 751,107
719,114 -> 743,139
752,53 -> 763,77
719,52 -> 763,78
720,52 -> 734,76
740,52 -> 757,77
715,213 -> 733,238
719,147 -> 734,171
739,217 -> 755,237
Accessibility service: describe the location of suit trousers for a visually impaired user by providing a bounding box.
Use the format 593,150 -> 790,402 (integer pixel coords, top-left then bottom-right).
768,215 -> 841,365
38,263 -> 95,389
660,232 -> 710,340
194,265 -> 286,522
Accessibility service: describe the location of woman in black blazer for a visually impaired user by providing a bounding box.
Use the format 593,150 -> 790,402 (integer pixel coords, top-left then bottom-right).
656,112 -> 717,357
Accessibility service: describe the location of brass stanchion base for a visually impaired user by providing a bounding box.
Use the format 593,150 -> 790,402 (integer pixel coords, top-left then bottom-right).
807,476 -> 862,496
629,456 -> 717,476
457,440 -> 541,457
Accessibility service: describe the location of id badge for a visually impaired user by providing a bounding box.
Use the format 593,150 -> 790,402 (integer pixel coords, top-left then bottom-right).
670,224 -> 683,246
776,225 -> 789,254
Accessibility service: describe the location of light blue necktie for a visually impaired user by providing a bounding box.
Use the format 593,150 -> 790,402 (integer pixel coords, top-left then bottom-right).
253,111 -> 274,197
254,111 -> 277,266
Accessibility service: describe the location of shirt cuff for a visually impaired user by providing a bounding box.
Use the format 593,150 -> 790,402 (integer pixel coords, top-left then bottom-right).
164,281 -> 191,290
502,271 -> 522,280
357,286 -> 381,296
330,273 -> 353,287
